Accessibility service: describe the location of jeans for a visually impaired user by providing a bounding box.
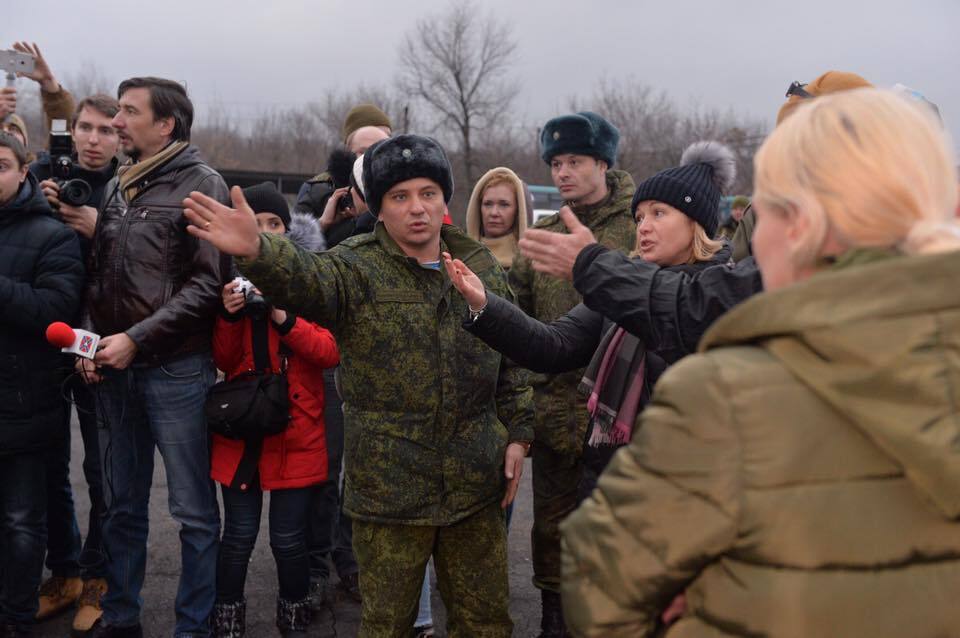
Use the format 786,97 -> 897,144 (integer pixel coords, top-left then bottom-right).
217,484 -> 312,603
0,452 -> 47,631
97,353 -> 220,636
308,368 -> 358,582
415,563 -> 432,628
45,377 -> 106,580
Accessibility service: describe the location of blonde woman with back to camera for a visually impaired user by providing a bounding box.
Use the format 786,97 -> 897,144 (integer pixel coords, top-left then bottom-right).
560,88 -> 960,637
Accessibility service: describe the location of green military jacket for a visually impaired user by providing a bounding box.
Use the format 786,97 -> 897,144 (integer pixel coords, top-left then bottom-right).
509,169 -> 637,455
238,223 -> 535,526
562,249 -> 960,637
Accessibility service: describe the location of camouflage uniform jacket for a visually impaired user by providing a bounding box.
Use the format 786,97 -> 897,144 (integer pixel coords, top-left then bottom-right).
509,169 -> 637,456
238,222 -> 535,526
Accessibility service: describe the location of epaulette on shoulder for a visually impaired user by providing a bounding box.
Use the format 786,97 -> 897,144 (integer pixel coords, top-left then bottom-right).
336,232 -> 378,250
307,171 -> 332,185
532,212 -> 561,229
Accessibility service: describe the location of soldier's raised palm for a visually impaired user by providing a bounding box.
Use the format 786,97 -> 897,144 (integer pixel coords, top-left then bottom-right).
442,252 -> 487,310
183,186 -> 262,260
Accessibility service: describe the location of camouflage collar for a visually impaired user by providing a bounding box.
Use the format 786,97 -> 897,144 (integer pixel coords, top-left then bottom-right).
373,221 -> 497,274
568,169 -> 636,230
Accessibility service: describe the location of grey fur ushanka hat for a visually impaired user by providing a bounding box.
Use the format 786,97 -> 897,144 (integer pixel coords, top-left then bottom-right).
362,134 -> 454,215
631,141 -> 737,238
540,111 -> 620,167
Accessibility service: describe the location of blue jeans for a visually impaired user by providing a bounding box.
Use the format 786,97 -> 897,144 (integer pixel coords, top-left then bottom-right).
97,354 -> 219,637
0,451 -> 47,631
217,484 -> 312,603
45,378 -> 106,580
415,562 -> 432,628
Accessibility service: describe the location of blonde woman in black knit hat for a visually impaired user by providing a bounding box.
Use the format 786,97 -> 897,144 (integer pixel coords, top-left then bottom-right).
445,140 -> 737,552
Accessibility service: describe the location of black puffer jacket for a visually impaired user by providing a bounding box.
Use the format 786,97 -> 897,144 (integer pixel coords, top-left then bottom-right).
87,145 -> 230,365
0,173 -> 84,455
573,243 -> 762,363
466,246 -> 733,480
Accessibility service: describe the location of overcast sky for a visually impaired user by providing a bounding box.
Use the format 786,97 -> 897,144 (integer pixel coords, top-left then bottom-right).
6,0 -> 959,146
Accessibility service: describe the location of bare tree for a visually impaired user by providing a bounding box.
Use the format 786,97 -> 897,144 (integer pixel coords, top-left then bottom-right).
572,79 -> 766,195
397,0 -> 519,185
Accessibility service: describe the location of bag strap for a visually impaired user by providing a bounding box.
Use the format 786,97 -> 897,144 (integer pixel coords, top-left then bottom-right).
251,317 -> 272,373
229,436 -> 262,491
251,316 -> 293,374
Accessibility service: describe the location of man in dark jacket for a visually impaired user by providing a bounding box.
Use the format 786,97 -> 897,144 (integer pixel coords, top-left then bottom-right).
295,104 -> 391,247
28,93 -> 120,633
81,77 -> 229,638
0,132 -> 84,637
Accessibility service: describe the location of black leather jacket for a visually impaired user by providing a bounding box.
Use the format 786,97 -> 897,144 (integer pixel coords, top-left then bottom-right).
87,145 -> 230,365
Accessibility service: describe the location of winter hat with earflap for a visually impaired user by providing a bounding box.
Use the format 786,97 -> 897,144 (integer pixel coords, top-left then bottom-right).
362,134 -> 453,216
540,111 -> 620,167
631,141 -> 737,238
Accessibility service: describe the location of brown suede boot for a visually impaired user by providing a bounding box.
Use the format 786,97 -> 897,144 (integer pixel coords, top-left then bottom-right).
72,578 -> 107,636
36,575 -> 83,620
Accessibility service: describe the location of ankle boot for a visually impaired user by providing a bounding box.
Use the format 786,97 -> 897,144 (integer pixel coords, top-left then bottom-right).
537,589 -> 568,638
211,599 -> 246,638
276,597 -> 311,637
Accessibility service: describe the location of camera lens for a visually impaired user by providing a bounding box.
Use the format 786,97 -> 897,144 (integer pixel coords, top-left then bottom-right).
60,179 -> 93,206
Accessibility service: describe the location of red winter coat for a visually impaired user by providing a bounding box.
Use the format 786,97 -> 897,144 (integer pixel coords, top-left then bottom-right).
210,313 -> 339,490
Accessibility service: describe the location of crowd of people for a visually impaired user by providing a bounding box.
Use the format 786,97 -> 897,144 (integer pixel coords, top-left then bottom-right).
1,39 -> 959,638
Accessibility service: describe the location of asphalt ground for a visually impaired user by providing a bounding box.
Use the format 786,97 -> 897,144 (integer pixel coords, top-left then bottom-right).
34,413 -> 541,637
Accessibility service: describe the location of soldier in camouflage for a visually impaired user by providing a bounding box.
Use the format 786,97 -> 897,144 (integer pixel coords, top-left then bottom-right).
509,111 -> 637,637
183,134 -> 534,638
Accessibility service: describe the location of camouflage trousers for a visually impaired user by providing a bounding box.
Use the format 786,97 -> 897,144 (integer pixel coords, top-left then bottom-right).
532,441 -> 583,593
352,501 -> 512,638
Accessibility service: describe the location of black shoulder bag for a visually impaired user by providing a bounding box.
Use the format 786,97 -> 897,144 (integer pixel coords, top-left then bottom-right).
205,317 -> 291,440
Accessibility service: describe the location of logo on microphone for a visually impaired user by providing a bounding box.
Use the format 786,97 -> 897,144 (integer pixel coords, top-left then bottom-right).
79,336 -> 94,354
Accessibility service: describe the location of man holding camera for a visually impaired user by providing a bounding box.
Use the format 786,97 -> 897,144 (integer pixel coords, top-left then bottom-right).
80,77 -> 229,638
26,93 -> 120,635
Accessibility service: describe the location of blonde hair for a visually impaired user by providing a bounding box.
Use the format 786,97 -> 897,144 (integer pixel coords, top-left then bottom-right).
480,175 -> 518,199
754,88 -> 960,266
690,222 -> 724,264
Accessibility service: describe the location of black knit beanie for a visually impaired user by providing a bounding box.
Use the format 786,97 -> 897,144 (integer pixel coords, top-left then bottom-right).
243,181 -> 291,230
362,135 -> 454,216
631,141 -> 736,238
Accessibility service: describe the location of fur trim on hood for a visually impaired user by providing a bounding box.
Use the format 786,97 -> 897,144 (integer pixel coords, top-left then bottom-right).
286,211 -> 326,253
465,167 -> 530,268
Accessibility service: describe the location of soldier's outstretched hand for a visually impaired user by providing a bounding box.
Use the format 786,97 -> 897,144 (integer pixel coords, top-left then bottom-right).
518,206 -> 598,281
184,186 -> 261,260
442,252 -> 487,311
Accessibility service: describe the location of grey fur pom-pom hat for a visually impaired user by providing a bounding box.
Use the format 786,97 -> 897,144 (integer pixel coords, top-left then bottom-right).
362,134 -> 454,215
631,141 -> 737,237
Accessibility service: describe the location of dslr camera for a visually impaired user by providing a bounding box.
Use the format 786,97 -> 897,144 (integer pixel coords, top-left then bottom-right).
232,276 -> 269,320
49,119 -> 93,207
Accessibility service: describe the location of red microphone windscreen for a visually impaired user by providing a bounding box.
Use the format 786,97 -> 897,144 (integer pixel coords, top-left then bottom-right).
46,322 -> 76,348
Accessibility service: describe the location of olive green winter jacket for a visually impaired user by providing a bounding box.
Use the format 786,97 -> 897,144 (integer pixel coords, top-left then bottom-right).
561,249 -> 960,637
509,169 -> 637,455
238,223 -> 535,525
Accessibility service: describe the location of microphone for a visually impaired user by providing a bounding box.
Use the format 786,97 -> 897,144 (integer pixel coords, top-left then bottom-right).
46,322 -> 101,360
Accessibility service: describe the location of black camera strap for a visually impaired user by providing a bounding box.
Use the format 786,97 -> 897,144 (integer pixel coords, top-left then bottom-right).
229,317 -> 290,492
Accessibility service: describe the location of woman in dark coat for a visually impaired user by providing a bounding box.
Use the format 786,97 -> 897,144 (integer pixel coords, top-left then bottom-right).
445,140 -> 739,496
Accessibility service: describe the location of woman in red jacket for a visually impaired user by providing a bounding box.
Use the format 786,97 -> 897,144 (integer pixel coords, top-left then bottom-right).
210,183 -> 338,638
